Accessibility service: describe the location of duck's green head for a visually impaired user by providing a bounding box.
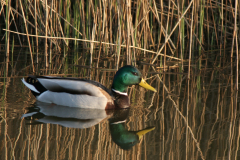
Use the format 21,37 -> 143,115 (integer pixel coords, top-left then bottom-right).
112,65 -> 157,93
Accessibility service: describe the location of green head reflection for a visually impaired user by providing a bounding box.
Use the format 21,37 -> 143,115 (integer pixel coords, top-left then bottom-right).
109,109 -> 155,150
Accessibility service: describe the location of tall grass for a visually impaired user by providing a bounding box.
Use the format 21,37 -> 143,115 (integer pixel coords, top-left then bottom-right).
1,0 -> 238,69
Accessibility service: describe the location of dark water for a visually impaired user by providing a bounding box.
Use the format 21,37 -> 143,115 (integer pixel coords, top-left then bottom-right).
1,49 -> 239,160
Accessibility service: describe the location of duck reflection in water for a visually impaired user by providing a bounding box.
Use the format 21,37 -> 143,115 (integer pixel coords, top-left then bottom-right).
22,102 -> 114,128
22,102 -> 155,150
108,109 -> 155,150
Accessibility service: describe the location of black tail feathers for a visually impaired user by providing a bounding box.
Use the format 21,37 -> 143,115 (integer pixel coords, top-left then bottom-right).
26,76 -> 47,97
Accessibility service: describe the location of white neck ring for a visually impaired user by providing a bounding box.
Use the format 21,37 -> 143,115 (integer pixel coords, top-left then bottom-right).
112,89 -> 128,96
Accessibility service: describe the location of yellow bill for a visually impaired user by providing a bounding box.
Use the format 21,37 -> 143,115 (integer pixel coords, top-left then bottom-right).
136,127 -> 155,140
139,78 -> 157,92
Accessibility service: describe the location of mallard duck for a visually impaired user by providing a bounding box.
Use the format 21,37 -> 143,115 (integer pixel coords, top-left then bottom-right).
22,65 -> 156,109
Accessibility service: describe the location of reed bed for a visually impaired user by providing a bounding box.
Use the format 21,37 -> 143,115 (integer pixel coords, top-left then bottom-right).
0,0 -> 240,160
1,1 -> 239,68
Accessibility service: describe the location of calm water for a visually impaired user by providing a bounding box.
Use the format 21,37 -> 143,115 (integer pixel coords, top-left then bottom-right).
1,49 -> 239,160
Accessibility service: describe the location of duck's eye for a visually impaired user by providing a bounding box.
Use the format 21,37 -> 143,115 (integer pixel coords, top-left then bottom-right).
131,72 -> 137,76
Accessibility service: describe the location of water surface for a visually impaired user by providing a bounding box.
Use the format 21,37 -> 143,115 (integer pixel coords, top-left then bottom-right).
0,49 -> 239,160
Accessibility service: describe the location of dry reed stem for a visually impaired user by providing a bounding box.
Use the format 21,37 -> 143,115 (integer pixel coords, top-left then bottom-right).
0,1 -> 21,46
1,1 -> 45,37
0,1 -> 4,14
122,9 -> 150,44
45,0 -> 48,68
143,1 -> 147,57
150,3 -> 176,50
19,0 -> 35,72
4,29 -> 183,61
34,0 -> 38,63
5,0 -> 10,74
230,2 -> 239,158
130,16 -> 136,66
186,0 -> 194,158
27,0 -> 71,47
90,23 -> 96,67
126,0 -> 130,65
151,0 -> 194,64
169,0 -> 205,51
116,0 -> 122,70
56,14 -> 68,47
233,1 -> 238,91
164,0 -> 170,72
209,0 -> 219,47
39,0 -> 82,36
9,10 -> 22,46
